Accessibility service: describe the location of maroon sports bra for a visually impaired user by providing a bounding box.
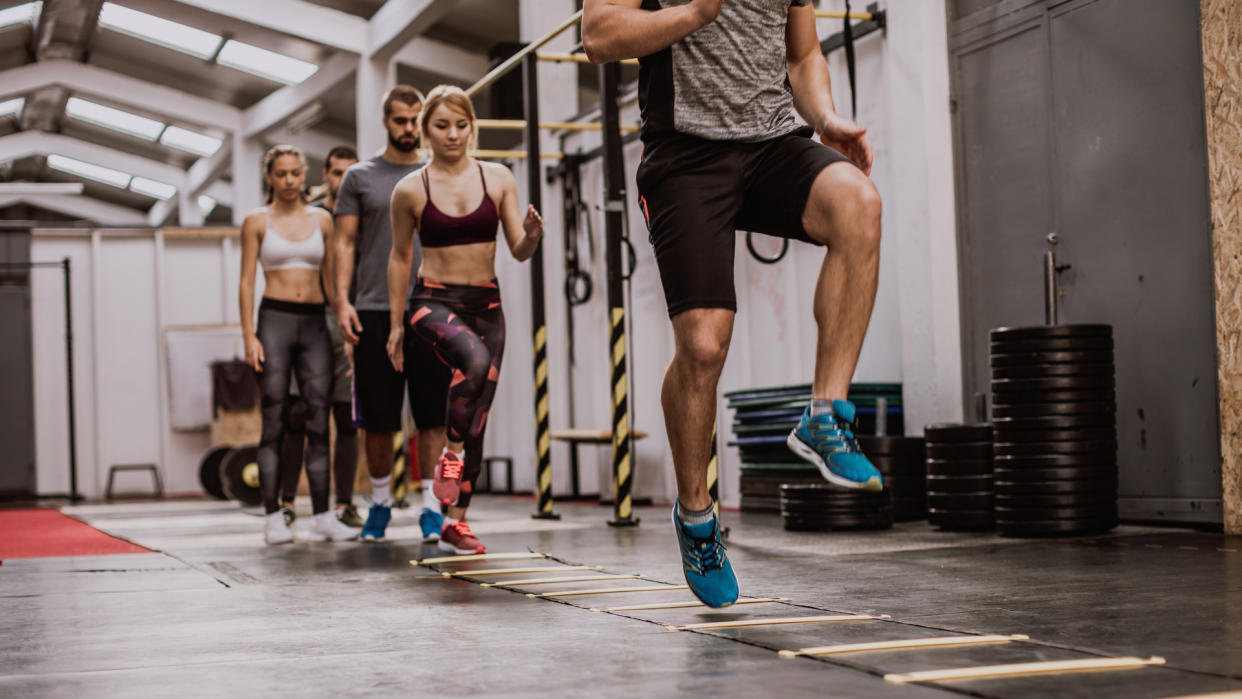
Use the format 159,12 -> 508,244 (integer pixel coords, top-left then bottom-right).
419,164 -> 500,248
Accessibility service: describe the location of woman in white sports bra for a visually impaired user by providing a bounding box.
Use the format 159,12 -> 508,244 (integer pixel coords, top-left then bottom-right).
239,144 -> 358,545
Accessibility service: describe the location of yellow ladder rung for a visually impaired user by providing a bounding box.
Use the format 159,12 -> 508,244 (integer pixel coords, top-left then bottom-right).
444,566 -> 602,578
414,552 -> 547,565
667,614 -> 886,632
590,598 -> 789,613
780,634 -> 1029,658
529,585 -> 689,599
481,574 -> 642,588
885,656 -> 1166,684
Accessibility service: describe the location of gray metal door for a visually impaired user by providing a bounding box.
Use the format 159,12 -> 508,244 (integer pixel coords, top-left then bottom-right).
0,231 -> 36,497
950,0 -> 1221,524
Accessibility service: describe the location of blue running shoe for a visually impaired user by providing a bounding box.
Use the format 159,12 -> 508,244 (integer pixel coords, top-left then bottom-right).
672,506 -> 738,608
360,503 -> 391,542
787,399 -> 883,492
419,507 -> 443,543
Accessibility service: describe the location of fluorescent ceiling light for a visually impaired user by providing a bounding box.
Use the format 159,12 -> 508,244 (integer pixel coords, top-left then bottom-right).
217,40 -> 318,85
197,195 -> 216,213
98,2 -> 222,59
129,176 -> 177,200
160,126 -> 222,156
65,97 -> 165,141
0,2 -> 41,30
0,97 -> 24,118
46,154 -> 132,189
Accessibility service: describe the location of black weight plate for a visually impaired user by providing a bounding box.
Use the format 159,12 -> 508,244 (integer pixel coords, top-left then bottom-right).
870,455 -> 926,476
925,442 -> 992,459
991,376 -> 1115,393
991,402 -> 1116,418
926,474 -> 994,493
857,436 -> 925,458
782,508 -> 892,522
220,445 -> 262,506
923,423 -> 993,442
928,508 -> 995,529
994,453 -> 1116,468
989,324 -> 1112,342
991,350 -> 1115,367
990,337 -> 1114,354
991,389 -> 1116,405
991,363 -> 1114,379
997,517 -> 1117,537
928,492 -> 994,509
995,478 -> 1117,495
991,428 -> 1117,443
993,440 -> 1117,456
925,458 -> 993,476
198,445 -> 231,500
992,414 -> 1115,430
781,496 -> 888,508
995,491 -> 1116,508
885,476 -> 927,493
993,466 -> 1117,482
995,504 -> 1117,522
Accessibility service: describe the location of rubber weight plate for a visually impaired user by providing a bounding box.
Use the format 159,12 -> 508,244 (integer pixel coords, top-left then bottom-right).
994,452 -> 1116,468
991,350 -> 1115,367
992,414 -> 1115,430
870,455 -> 926,478
923,423 -> 993,442
220,445 -> 262,506
997,516 -> 1117,537
928,508 -> 994,530
991,428 -> 1117,443
995,504 -> 1117,522
993,440 -> 1117,456
992,402 -> 1116,418
927,474 -> 994,493
995,478 -> 1116,495
925,458 -> 993,476
928,492 -> 994,510
990,337 -> 1113,354
991,376 -> 1115,393
925,442 -> 993,459
995,491 -> 1116,508
991,389 -> 1116,405
991,363 -> 1114,380
198,445 -> 232,500
989,324 -> 1112,342
857,436 -> 925,458
740,495 -> 781,513
993,466 -> 1117,482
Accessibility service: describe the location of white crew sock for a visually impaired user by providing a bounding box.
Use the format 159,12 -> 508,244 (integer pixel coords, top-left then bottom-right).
421,479 -> 438,509
371,475 -> 392,507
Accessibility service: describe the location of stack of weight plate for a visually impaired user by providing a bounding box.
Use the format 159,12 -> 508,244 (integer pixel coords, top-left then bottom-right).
990,324 -> 1118,536
858,436 -> 927,521
779,483 -> 892,531
924,423 -> 995,531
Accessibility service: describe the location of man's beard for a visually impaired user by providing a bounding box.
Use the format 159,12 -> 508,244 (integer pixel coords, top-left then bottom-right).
390,133 -> 418,152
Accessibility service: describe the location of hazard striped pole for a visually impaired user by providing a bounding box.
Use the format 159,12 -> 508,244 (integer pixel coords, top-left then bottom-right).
601,61 -> 638,526
707,423 -> 720,516
525,53 -> 558,520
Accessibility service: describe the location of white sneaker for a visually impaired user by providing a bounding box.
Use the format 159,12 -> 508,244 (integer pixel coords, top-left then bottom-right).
265,511 -> 294,545
306,511 -> 361,542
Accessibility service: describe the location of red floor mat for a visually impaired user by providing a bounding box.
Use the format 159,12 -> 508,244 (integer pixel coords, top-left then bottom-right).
0,509 -> 149,559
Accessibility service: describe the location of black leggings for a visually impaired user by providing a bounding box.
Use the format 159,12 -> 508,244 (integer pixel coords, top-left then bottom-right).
407,278 -> 505,509
278,400 -> 357,506
256,298 -> 332,515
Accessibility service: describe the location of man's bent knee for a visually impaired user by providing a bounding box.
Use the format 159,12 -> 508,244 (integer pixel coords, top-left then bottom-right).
804,164 -> 882,247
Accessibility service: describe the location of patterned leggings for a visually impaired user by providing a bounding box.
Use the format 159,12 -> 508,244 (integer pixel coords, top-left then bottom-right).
407,278 -> 505,508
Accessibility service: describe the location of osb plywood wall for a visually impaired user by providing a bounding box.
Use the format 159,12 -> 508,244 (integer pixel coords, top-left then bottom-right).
1202,0 -> 1242,534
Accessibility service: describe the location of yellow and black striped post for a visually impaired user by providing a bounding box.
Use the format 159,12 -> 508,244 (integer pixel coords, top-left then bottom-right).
707,423 -> 720,516
601,61 -> 638,526
525,53 -> 558,520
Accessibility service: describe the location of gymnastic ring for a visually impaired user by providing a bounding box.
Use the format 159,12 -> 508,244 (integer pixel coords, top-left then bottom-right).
746,231 -> 789,264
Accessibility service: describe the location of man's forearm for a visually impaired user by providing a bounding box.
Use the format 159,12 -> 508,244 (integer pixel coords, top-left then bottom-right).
387,251 -> 411,330
583,1 -> 712,63
788,54 -> 836,131
334,238 -> 355,309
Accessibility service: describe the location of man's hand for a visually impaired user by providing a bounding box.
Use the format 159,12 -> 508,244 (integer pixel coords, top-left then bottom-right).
386,326 -> 404,372
343,341 -> 354,377
336,302 -> 363,344
819,113 -> 873,175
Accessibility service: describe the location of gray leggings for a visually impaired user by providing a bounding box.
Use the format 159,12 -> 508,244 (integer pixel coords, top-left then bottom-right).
256,298 -> 332,515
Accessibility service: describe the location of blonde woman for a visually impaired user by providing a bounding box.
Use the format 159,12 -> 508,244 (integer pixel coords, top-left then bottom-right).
239,144 -> 360,545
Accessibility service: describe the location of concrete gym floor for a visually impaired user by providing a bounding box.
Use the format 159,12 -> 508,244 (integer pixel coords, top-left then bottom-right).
3,496 -> 1241,698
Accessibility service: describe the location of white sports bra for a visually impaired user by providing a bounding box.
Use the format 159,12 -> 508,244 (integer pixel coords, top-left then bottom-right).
259,211 -> 323,271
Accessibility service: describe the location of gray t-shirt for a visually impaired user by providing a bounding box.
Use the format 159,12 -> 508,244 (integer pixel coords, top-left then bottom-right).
334,155 -> 423,311
638,0 -> 810,143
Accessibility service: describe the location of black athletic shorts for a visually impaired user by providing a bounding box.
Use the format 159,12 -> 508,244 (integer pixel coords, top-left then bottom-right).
635,126 -> 853,318
353,309 -> 451,433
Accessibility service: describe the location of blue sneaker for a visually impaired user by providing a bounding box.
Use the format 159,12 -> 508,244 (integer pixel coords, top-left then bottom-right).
787,399 -> 883,492
419,507 -> 443,543
360,503 -> 391,542
672,507 -> 738,608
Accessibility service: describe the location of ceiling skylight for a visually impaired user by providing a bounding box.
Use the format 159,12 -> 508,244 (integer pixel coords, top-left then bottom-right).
46,154 -> 132,189
65,97 -> 164,141
160,126 -> 223,157
197,195 -> 216,213
98,2 -> 222,60
129,177 -> 177,200
0,98 -> 24,118
0,2 -> 41,30
217,40 -> 318,85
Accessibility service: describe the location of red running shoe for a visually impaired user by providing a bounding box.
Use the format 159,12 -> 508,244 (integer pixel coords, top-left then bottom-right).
433,449 -> 463,505
438,520 -> 486,554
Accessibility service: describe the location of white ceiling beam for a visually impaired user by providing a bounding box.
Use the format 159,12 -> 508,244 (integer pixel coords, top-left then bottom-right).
0,193 -> 147,226
204,181 -> 233,207
0,182 -> 84,195
242,53 -> 357,138
0,60 -> 242,131
147,145 -> 235,225
262,126 -> 347,162
170,0 -> 367,53
367,0 -> 456,60
393,36 -> 489,85
0,131 -> 189,186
